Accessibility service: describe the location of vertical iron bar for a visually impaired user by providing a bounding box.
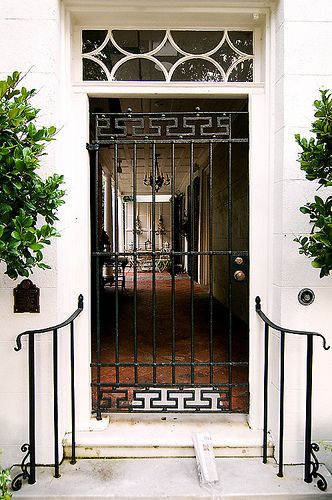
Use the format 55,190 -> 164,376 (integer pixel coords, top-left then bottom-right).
152,143 -> 157,383
263,323 -> 269,464
123,202 -> 126,253
304,335 -> 313,483
70,321 -> 76,465
28,333 -> 36,484
277,331 -> 285,478
133,143 -> 138,385
228,117 -> 233,410
208,141 -> 214,384
94,145 -> 102,420
114,143 -> 119,385
171,142 -> 176,384
53,329 -> 60,478
190,141 -> 195,384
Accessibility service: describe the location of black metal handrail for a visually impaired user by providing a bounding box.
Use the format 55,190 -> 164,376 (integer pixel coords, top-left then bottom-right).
255,296 -> 329,491
11,295 -> 84,491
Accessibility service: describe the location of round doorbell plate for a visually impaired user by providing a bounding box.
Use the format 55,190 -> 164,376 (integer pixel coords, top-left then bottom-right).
298,288 -> 315,306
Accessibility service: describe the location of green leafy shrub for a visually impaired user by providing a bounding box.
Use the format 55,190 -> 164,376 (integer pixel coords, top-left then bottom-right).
0,72 -> 65,279
0,466 -> 12,499
295,90 -> 332,277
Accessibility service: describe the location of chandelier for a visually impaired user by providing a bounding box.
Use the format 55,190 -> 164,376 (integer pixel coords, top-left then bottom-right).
143,154 -> 170,192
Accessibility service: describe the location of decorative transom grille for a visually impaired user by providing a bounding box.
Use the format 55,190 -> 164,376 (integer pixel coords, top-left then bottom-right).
82,30 -> 254,82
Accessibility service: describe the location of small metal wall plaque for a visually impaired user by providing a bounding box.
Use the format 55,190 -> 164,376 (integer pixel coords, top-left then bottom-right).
14,279 -> 40,313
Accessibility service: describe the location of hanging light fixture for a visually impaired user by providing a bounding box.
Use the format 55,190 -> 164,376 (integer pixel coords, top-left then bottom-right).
143,153 -> 170,192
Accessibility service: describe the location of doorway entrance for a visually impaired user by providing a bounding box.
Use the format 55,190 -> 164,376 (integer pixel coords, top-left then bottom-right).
89,98 -> 249,417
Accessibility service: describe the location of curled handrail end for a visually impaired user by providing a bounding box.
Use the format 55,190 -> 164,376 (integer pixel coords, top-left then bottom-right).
256,297 -> 331,351
14,335 -> 23,352
78,294 -> 84,309
300,332 -> 330,351
322,339 -> 330,351
13,297 -> 84,351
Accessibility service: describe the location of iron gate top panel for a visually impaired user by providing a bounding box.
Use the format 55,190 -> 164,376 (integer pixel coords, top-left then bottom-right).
91,110 -> 249,144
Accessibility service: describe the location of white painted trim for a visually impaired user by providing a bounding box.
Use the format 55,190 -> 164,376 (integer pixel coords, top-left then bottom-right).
65,0 -> 276,7
72,82 -> 264,98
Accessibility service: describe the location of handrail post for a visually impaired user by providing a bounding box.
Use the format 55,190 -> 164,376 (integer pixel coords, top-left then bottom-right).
70,321 -> 76,465
28,332 -> 36,484
277,331 -> 285,478
263,323 -> 269,464
304,335 -> 313,483
11,295 -> 83,491
256,297 -> 329,491
53,329 -> 60,478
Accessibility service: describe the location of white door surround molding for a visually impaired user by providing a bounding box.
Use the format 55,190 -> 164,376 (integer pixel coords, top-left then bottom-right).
58,0 -> 275,431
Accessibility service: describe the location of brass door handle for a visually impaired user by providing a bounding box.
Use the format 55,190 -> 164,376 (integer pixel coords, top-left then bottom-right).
234,270 -> 246,281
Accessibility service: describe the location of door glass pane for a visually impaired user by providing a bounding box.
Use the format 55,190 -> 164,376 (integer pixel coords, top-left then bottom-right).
114,59 -> 166,81
82,30 -> 108,53
112,30 -> 166,54
170,31 -> 224,54
83,58 -> 107,81
228,31 -> 253,55
171,59 -> 223,82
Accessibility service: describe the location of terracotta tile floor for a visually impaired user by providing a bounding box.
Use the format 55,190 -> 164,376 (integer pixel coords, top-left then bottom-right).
92,272 -> 249,413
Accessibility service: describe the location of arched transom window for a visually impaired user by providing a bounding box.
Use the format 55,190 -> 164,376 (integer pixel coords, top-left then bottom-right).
82,29 -> 254,83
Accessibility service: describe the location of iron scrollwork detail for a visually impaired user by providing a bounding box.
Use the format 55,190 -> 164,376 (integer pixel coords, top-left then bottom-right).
11,443 -> 33,491
310,443 -> 328,491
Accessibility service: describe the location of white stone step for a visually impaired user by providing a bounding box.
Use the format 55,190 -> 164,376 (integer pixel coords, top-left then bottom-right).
12,457 -> 332,499
63,414 -> 273,459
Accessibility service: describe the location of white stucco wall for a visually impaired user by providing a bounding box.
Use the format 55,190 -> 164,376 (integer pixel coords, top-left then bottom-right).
0,0 -> 332,473
0,0 -> 66,467
271,0 -> 332,466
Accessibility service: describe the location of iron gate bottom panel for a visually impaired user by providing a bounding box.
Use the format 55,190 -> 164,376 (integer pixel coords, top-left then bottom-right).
91,382 -> 249,413
91,269 -> 249,413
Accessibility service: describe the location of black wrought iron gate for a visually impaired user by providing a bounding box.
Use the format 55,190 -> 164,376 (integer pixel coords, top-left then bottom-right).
89,107 -> 249,417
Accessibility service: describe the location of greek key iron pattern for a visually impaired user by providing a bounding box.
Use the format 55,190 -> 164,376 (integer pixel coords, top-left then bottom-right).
99,387 -> 227,412
94,111 -> 234,143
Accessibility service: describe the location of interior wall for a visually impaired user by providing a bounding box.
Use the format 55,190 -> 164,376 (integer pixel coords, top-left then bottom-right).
124,201 -> 172,250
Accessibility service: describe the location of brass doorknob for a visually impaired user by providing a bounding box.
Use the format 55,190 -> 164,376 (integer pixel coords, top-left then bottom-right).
234,270 -> 246,281
235,257 -> 243,265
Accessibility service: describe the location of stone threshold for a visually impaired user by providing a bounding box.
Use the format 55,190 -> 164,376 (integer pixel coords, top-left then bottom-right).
63,413 -> 274,459
13,458 -> 332,499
